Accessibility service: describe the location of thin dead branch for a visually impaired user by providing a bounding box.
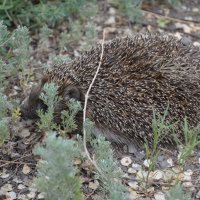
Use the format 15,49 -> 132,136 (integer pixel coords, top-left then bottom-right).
82,30 -> 106,172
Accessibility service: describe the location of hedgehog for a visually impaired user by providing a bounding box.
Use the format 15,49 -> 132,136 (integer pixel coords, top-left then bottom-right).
20,33 -> 200,152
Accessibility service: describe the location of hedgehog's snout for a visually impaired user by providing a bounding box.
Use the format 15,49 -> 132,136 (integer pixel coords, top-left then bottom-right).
20,96 -> 47,119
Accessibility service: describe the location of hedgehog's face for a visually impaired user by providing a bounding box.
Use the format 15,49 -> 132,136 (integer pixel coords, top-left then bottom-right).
20,82 -> 81,122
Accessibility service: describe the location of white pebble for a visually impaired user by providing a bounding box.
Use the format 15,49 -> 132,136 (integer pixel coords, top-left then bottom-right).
143,159 -> 152,168
183,181 -> 193,188
22,164 -> 31,175
105,16 -> 115,25
128,181 -> 139,190
136,170 -> 148,180
152,170 -> 163,180
1,173 -> 10,179
154,191 -> 166,200
121,157 -> 132,166
38,192 -> 46,199
129,191 -> 138,200
132,163 -> 141,170
1,184 -> 13,192
166,158 -> 174,167
13,177 -> 22,183
27,191 -> 36,198
8,191 -> 17,199
196,190 -> 200,198
108,7 -> 116,15
128,168 -> 137,174
184,169 -> 193,176
18,184 -> 26,190
194,42 -> 200,47
192,8 -> 199,12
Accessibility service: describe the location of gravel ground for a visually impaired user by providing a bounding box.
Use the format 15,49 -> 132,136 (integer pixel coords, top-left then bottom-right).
1,1 -> 200,199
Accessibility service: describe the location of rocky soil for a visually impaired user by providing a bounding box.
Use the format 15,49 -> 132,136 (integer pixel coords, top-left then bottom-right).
1,1 -> 200,199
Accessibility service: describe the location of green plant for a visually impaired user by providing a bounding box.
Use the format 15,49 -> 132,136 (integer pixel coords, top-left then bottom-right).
37,83 -> 61,131
0,0 -> 98,29
91,135 -> 128,200
59,20 -> 82,48
38,25 -> 53,49
112,0 -> 142,23
174,118 -> 200,165
165,182 -> 191,200
0,21 -> 30,86
144,107 -> 174,190
0,92 -> 10,145
0,118 -> 10,145
81,22 -> 97,50
0,22 -> 31,145
33,132 -> 82,200
60,20 -> 97,51
157,18 -> 170,28
59,99 -> 82,134
11,25 -> 30,70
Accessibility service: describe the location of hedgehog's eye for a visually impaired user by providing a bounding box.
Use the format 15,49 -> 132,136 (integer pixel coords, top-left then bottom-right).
37,99 -> 48,112
63,86 -> 80,100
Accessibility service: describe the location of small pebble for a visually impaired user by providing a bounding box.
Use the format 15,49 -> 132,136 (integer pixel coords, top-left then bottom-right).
1,184 -> 13,192
143,159 -> 152,168
27,191 -> 36,198
183,169 -> 193,181
108,7 -> 116,15
88,180 -> 99,190
18,184 -> 26,190
184,16 -> 193,21
154,191 -> 166,200
18,128 -> 30,138
183,181 -> 193,188
192,8 -> 199,12
166,158 -> 173,167
136,170 -> 148,180
152,170 -> 163,180
105,16 -> 115,25
121,157 -> 132,166
129,191 -> 138,200
147,186 -> 155,193
163,170 -> 175,181
196,190 -> 200,198
1,172 -> 10,179
128,168 -> 137,174
7,191 -> 17,200
128,181 -> 138,190
38,192 -> 46,199
29,187 -> 37,193
132,163 -> 141,170
73,158 -> 82,165
13,177 -> 22,183
18,194 -> 26,200
157,155 -> 165,162
174,32 -> 182,40
175,23 -> 191,34
22,164 -> 31,175
193,42 -> 200,47
13,85 -> 21,91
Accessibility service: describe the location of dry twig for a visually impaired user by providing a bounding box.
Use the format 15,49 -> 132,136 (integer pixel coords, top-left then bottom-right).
82,30 -> 106,172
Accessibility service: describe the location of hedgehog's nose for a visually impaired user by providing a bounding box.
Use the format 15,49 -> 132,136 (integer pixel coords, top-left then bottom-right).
19,97 -> 30,119
20,102 -> 27,119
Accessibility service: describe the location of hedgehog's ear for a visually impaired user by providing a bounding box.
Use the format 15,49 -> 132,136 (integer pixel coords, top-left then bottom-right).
28,76 -> 48,104
63,85 -> 81,101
